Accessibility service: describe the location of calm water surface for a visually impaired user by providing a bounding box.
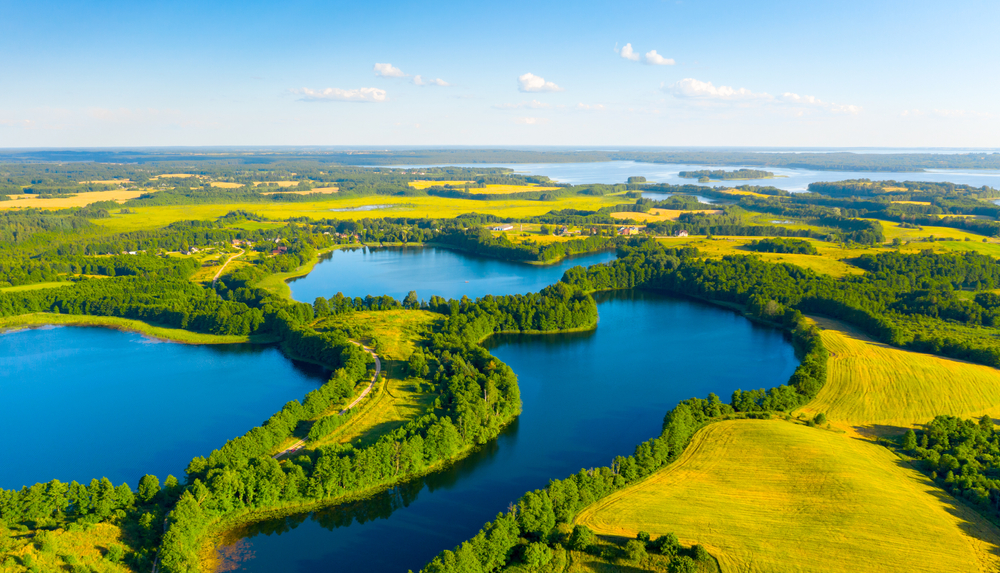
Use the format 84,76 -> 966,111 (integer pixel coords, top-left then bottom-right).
222,290 -> 798,572
0,326 -> 327,489
288,246 -> 617,303
384,160 -> 1000,192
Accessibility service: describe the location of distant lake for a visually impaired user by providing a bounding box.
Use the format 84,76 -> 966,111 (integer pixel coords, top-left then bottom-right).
0,326 -> 327,488
219,253 -> 799,573
287,246 -> 617,303
384,160 -> 1000,192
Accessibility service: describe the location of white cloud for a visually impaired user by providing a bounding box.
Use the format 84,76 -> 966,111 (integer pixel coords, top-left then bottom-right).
668,78 -> 770,100
515,117 -> 550,125
494,100 -> 551,110
374,63 -> 406,78
413,75 -> 450,87
781,92 -> 861,114
292,87 -> 387,102
644,50 -> 675,66
618,43 -> 640,61
577,103 -> 606,111
666,79 -> 860,115
518,73 -> 563,93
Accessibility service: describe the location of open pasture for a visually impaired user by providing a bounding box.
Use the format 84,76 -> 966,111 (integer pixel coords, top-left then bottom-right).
798,317 -> 1000,431
0,523 -> 132,573
314,309 -> 441,362
576,419 -> 1000,573
655,236 -> 867,277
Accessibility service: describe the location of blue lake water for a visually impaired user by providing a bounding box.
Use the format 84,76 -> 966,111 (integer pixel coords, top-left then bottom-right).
384,160 -> 1000,192
0,326 -> 327,489
222,253 -> 799,572
287,246 -> 617,303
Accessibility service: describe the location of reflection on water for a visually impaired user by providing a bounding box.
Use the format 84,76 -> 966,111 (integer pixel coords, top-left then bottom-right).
220,290 -> 798,573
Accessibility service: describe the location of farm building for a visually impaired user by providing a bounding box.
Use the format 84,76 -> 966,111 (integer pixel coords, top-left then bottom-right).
489,224 -> 515,231
675,230 -> 689,237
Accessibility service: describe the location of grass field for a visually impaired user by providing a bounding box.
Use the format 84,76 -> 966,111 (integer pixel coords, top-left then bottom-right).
0,523 -> 133,573
90,194 -> 632,231
0,281 -> 73,293
310,374 -> 436,449
0,313 -> 275,345
577,419 -> 1000,573
0,189 -> 148,210
797,317 -> 1000,432
655,237 -> 867,277
314,309 -> 442,362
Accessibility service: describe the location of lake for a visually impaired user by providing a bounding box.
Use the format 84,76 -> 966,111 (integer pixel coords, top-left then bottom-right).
0,326 -> 328,489
287,246 -> 617,303
384,160 -> 1000,192
220,257 -> 798,572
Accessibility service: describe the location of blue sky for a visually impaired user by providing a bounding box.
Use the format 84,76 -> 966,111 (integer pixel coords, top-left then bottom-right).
1,0 -> 998,147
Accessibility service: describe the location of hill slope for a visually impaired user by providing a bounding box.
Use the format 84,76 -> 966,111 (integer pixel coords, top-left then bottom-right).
576,420 -> 1000,573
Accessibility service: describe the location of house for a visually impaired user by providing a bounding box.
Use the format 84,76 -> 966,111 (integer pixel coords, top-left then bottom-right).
675,230 -> 689,238
617,226 -> 640,236
272,246 -> 288,255
489,224 -> 514,231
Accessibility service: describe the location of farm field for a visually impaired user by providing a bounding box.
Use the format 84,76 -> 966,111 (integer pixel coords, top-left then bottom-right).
797,317 -> 1000,432
89,194 -> 632,231
655,236 -> 868,277
0,280 -> 72,293
407,181 -> 561,194
576,419 -> 1000,573
0,189 -> 147,209
610,208 -> 721,222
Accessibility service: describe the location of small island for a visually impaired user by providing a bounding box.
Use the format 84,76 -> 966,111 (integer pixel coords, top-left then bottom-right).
679,168 -> 776,182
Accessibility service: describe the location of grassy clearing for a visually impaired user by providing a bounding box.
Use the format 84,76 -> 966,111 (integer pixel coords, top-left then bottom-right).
577,419 -> 1000,573
0,313 -> 275,344
0,190 -> 148,210
90,194 -> 631,231
311,375 -> 435,449
313,309 -> 442,362
797,317 -> 1000,432
0,281 -> 73,293
655,237 -> 867,277
0,523 -> 133,573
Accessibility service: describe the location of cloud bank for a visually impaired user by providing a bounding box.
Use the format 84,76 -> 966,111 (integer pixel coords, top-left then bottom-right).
666,78 -> 860,114
293,87 -> 387,102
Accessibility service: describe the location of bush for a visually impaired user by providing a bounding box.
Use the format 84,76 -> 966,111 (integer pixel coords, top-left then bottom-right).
814,412 -> 827,426
567,524 -> 595,552
624,539 -> 647,563
669,555 -> 697,573
523,542 -> 553,567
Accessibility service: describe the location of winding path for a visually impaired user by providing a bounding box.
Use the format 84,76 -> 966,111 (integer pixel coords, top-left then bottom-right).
211,249 -> 244,286
273,342 -> 381,459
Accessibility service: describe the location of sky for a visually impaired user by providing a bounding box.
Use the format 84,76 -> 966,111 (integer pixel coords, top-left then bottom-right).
1,0 -> 999,148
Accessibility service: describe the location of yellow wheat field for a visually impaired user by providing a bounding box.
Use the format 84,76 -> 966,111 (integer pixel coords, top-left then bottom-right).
0,189 -> 148,210
577,419 -> 1000,573
798,317 -> 1000,431
611,208 -> 722,222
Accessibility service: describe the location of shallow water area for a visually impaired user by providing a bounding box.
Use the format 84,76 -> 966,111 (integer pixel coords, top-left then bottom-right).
219,289 -> 799,572
287,246 -> 617,303
0,325 -> 327,488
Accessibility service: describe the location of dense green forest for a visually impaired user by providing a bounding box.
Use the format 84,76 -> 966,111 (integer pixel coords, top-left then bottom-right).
678,168 -> 774,181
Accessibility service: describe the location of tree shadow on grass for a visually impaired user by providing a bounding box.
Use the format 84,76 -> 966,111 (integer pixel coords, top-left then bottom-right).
889,457 -> 1000,566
